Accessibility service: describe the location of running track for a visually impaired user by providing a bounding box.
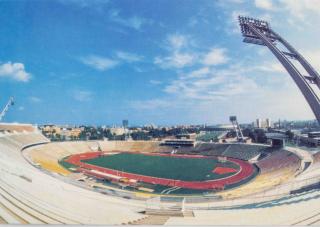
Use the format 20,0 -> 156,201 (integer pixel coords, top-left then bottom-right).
64,152 -> 255,190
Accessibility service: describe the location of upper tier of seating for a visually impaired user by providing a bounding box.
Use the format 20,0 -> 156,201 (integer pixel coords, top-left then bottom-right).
0,123 -> 36,133
175,143 -> 268,161
179,143 -> 229,156
221,144 -> 267,160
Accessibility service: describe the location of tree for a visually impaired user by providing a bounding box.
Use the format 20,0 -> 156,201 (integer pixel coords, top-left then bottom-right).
285,130 -> 294,140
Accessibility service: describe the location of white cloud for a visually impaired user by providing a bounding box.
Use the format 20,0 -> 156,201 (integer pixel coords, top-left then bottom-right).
155,35 -> 230,69
73,90 -> 93,102
255,62 -> 286,73
80,55 -> 118,71
188,67 -> 210,78
167,34 -> 188,50
137,2 -> 320,123
0,62 -> 31,82
163,65 -> 260,102
279,0 -> 320,20
255,0 -> 274,10
59,0 -> 109,8
202,48 -> 229,66
154,52 -> 195,69
226,9 -> 273,35
115,51 -> 143,62
216,0 -> 244,8
227,10 -> 249,34
302,49 -> 320,72
132,61 -> 315,122
130,99 -> 172,110
109,10 -> 152,30
150,80 -> 162,85
154,33 -> 198,69
29,96 -> 42,103
227,0 -> 244,3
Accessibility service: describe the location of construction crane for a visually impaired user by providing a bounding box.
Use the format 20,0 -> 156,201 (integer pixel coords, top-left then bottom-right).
0,97 -> 14,122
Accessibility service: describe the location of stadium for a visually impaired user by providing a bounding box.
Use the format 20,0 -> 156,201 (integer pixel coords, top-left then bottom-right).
0,122 -> 319,225
1,16 -> 320,225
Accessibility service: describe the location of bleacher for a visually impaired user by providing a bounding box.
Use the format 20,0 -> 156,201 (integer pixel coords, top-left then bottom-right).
160,140 -> 195,147
0,123 -> 36,133
194,143 -> 229,156
221,144 -> 266,160
175,143 -> 229,155
1,127 -> 320,225
217,149 -> 301,199
313,151 -> 320,163
174,143 -> 268,161
98,140 -> 172,153
257,150 -> 300,173
0,130 -> 145,224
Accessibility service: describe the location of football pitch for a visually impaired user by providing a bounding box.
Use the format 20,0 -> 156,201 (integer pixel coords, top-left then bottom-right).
82,152 -> 240,181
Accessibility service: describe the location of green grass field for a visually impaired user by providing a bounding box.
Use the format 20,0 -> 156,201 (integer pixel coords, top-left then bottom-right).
82,153 -> 240,181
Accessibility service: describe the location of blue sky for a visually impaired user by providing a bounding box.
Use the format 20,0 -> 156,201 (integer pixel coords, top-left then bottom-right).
0,0 -> 320,126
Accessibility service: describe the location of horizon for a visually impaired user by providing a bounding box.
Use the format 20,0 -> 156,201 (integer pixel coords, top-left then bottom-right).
1,0 -> 320,126
3,118 -> 317,128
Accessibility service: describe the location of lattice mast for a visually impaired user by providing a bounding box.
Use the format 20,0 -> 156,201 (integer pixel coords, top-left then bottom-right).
0,97 -> 14,121
239,16 -> 320,124
229,116 -> 244,142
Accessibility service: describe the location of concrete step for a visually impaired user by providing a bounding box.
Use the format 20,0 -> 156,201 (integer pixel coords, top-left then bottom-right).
182,210 -> 194,217
0,186 -> 61,224
0,180 -> 80,224
0,202 -> 22,224
0,195 -> 42,224
146,208 -> 184,217
0,215 -> 7,224
291,211 -> 320,225
130,215 -> 170,225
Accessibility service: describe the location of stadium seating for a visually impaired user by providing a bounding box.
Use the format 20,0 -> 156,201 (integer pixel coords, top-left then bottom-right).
0,123 -> 36,133
175,143 -> 267,160
98,140 -> 173,153
257,150 -> 300,173
184,143 -> 229,156
217,149 -> 301,198
221,144 -> 267,160
2,126 -> 320,225
0,132 -> 145,224
313,151 -> 320,163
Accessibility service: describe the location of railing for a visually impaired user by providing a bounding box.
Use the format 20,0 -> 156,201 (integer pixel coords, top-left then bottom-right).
145,173 -> 320,210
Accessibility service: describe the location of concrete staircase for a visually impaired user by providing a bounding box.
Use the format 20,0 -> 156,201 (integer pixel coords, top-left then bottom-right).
129,215 -> 170,225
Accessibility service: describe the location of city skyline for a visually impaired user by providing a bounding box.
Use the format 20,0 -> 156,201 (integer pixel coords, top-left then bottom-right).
1,0 -> 320,125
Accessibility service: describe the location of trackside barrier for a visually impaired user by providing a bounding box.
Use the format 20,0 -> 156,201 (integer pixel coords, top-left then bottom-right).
145,173 -> 320,210
146,197 -> 183,212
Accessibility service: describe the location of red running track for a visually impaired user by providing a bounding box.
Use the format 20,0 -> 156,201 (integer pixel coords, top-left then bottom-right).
64,152 -> 255,190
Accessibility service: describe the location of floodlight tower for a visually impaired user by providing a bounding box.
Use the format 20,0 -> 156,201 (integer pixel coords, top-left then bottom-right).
229,116 -> 244,142
122,119 -> 129,141
238,16 -> 320,124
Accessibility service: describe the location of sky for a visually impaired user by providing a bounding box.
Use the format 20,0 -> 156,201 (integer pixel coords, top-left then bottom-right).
0,0 -> 320,126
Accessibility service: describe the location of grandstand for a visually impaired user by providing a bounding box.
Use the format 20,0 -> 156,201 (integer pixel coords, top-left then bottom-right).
221,144 -> 267,160
0,124 -> 320,224
0,130 -> 146,224
0,123 -> 36,133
